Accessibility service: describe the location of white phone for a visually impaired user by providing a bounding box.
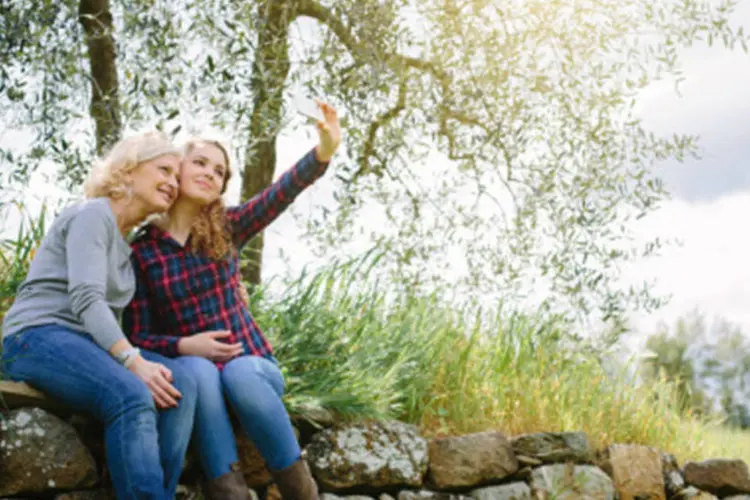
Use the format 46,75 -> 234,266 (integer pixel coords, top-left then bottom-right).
293,94 -> 325,123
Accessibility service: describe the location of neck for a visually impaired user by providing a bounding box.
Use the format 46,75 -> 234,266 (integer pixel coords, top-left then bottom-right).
109,197 -> 149,238
165,197 -> 204,241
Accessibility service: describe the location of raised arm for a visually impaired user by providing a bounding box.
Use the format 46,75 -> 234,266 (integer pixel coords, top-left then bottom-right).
228,149 -> 329,249
228,101 -> 342,249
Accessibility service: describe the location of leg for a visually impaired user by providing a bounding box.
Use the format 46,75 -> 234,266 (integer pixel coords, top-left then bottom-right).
222,356 -> 318,500
176,356 -> 249,500
2,326 -> 166,500
141,350 -> 198,499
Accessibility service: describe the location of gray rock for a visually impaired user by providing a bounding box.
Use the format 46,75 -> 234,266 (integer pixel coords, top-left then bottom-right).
510,431 -> 591,464
530,464 -> 615,500
398,491 -> 471,500
470,483 -> 531,500
0,407 -> 98,497
306,421 -> 428,491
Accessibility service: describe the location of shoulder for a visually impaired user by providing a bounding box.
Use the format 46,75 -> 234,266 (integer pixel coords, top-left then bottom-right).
129,224 -> 169,267
69,198 -> 114,227
57,198 -> 115,237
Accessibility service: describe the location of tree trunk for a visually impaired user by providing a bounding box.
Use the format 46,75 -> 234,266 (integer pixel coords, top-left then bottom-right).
240,1 -> 296,286
78,0 -> 121,156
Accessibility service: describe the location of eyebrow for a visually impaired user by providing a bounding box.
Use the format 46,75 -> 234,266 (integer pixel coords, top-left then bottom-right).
195,154 -> 226,171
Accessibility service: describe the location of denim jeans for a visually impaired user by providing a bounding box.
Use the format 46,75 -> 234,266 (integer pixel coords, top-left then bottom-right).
179,355 -> 300,480
1,324 -> 199,500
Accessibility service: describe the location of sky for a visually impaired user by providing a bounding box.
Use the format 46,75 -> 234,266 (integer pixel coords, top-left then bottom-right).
621,0 -> 750,336
2,1 -> 750,342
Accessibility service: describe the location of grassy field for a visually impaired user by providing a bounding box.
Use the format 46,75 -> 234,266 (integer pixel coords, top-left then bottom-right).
249,255 -> 749,465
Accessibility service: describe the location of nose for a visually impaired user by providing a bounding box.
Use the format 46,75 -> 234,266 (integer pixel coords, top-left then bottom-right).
167,173 -> 179,190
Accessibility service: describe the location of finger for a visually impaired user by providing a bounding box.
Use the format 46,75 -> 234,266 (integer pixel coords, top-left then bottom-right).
161,378 -> 183,401
218,343 -> 242,356
149,383 -> 174,409
154,372 -> 182,400
159,365 -> 173,382
151,378 -> 179,407
209,330 -> 232,339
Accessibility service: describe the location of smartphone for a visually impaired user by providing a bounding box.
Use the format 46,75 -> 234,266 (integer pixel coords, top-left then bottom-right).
293,94 -> 325,123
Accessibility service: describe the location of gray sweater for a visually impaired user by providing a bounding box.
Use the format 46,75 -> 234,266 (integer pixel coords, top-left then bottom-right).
2,198 -> 135,351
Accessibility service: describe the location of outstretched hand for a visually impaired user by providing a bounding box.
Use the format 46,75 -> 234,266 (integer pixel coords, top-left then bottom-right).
313,101 -> 341,163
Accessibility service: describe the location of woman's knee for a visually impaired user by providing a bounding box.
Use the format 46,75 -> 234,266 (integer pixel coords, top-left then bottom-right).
105,374 -> 156,422
173,355 -> 221,395
222,355 -> 285,398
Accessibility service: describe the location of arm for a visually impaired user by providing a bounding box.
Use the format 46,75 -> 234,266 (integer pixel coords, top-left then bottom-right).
229,101 -> 342,249
228,148 -> 330,249
66,206 -> 131,352
122,253 -> 184,358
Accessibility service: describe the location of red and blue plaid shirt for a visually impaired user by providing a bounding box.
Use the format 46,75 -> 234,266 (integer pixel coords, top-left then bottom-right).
122,148 -> 329,365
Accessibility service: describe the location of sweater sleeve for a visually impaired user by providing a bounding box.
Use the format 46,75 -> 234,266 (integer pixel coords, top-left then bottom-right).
65,206 -> 126,351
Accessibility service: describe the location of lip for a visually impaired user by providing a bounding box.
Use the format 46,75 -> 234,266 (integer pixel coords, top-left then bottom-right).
157,188 -> 174,204
195,180 -> 211,190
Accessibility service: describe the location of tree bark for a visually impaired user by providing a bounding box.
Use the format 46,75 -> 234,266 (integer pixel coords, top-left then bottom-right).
78,0 -> 121,156
240,1 -> 297,286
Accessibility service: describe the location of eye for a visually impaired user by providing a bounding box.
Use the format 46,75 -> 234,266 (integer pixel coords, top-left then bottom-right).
194,158 -> 206,166
159,165 -> 172,174
214,166 -> 224,177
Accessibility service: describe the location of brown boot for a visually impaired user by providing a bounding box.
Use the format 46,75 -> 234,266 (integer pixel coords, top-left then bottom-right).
270,459 -> 319,500
204,462 -> 252,500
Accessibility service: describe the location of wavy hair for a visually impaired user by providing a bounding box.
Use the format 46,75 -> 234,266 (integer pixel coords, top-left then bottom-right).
83,131 -> 178,199
183,138 -> 234,261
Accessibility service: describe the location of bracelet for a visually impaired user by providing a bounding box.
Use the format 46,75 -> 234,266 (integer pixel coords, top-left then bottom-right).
116,347 -> 141,369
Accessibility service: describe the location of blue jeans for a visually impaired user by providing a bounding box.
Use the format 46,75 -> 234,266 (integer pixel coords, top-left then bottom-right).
1,325 -> 199,500
179,355 -> 300,480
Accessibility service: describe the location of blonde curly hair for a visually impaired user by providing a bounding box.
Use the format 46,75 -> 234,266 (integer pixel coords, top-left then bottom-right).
83,131 -> 179,199
183,138 -> 235,261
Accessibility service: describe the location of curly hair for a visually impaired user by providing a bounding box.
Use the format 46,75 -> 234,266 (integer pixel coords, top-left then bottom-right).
83,131 -> 179,199
183,138 -> 235,261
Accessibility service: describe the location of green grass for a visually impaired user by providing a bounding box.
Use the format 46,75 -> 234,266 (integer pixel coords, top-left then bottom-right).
0,205 -> 747,466
249,253 -> 749,464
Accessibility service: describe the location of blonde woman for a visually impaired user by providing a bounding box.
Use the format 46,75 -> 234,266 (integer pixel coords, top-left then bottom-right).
123,103 -> 341,500
1,132 -> 199,500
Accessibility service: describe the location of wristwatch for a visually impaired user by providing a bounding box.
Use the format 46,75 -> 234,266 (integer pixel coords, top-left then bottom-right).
115,347 -> 141,369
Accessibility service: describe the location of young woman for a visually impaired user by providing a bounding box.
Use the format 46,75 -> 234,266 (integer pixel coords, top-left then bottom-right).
123,103 -> 341,500
1,131 -> 200,500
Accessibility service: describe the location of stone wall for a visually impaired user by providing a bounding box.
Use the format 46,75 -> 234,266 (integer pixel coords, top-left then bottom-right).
2,405 -> 750,500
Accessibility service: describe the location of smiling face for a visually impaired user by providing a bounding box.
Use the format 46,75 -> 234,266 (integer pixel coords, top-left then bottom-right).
126,153 -> 181,213
178,141 -> 230,206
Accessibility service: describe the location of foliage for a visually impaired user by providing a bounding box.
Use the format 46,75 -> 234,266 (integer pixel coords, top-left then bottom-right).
0,203 -> 48,324
643,309 -> 750,428
2,0 -> 748,327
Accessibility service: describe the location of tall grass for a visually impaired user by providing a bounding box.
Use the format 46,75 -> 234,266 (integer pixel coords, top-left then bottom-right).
249,254 -> 746,463
0,202 -> 48,324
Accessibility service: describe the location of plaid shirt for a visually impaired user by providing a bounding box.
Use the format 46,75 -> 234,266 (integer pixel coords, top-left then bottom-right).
122,148 -> 329,365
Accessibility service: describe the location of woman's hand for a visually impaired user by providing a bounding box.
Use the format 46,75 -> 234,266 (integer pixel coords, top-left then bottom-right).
129,357 -> 182,409
314,101 -> 341,163
177,330 -> 244,362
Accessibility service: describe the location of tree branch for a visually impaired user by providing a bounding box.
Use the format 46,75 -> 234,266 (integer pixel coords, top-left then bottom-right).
352,79 -> 408,182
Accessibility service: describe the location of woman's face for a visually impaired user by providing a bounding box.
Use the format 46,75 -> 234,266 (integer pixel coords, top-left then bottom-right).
178,142 -> 228,206
127,153 -> 180,213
